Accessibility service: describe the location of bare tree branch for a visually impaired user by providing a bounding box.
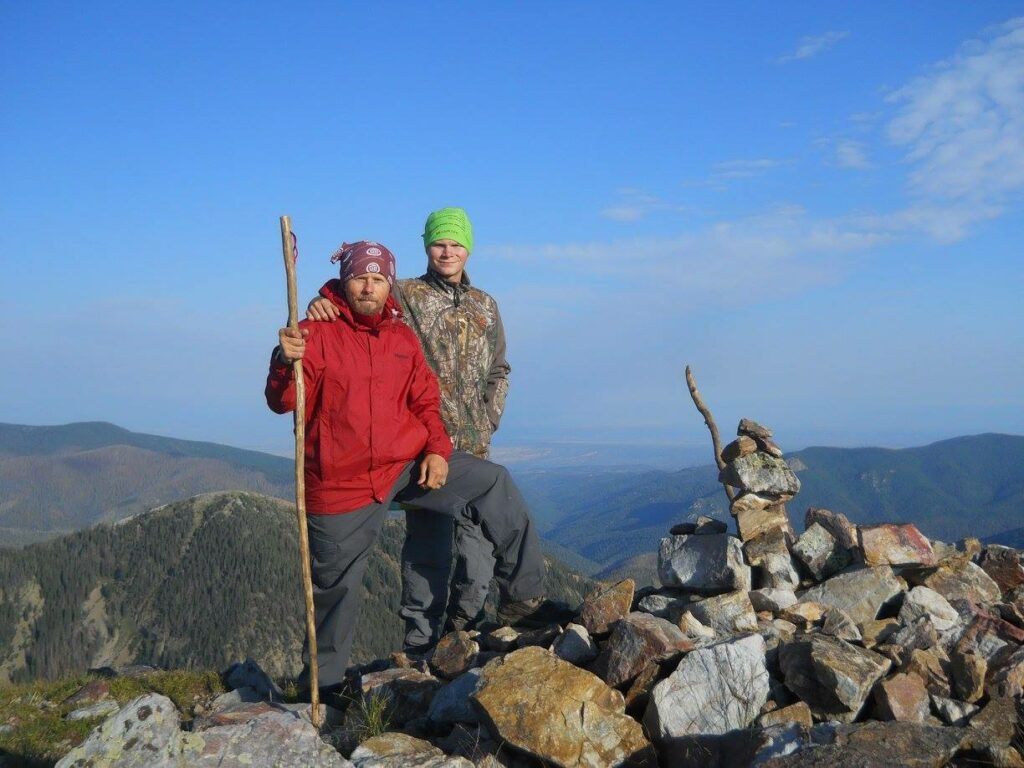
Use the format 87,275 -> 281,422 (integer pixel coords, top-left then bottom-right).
685,365 -> 735,503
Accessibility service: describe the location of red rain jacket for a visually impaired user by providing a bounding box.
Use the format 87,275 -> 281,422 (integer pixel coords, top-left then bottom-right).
265,295 -> 453,514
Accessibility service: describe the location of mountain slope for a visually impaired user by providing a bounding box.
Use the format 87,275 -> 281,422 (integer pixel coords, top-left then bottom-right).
0,491 -> 593,684
0,422 -> 294,545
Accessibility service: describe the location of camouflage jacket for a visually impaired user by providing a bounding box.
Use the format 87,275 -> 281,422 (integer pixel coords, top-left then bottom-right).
320,270 -> 510,458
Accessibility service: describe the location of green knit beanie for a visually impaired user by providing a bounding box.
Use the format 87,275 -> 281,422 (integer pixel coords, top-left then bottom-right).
422,207 -> 474,253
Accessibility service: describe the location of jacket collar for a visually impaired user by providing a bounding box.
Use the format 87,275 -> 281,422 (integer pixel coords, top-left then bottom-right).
422,268 -> 471,294
333,292 -> 403,331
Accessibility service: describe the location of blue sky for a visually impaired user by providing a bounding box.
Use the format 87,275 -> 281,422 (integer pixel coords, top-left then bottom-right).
1,3 -> 1022,461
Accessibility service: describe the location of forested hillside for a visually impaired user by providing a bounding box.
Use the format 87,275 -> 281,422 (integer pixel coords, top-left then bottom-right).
0,492 -> 592,684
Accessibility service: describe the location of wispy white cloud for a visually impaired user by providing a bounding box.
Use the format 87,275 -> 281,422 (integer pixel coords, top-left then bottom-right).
834,140 -> 873,169
885,17 -> 1024,241
777,31 -> 848,63
599,188 -> 697,222
711,158 -> 786,179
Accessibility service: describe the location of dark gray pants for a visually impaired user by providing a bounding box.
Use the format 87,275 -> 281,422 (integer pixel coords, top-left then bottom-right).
299,452 -> 545,688
401,510 -> 496,650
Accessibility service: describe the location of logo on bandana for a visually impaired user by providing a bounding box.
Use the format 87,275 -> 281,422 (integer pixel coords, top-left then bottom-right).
366,262 -> 381,273
366,247 -> 382,257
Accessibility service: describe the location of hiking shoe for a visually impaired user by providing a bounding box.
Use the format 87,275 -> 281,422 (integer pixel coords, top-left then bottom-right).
496,596 -> 574,629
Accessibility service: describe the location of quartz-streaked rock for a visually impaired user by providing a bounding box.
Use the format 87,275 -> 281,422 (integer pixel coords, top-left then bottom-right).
792,523 -> 851,581
778,635 -> 891,723
736,504 -> 793,544
576,579 -> 635,636
899,586 -> 960,632
644,634 -> 769,739
798,565 -> 903,625
593,612 -> 693,688
688,590 -> 758,634
350,732 -> 472,768
873,673 -> 930,723
472,646 -> 655,768
551,623 -> 599,665
757,722 -> 967,768
427,668 -> 482,725
676,611 -> 718,643
859,524 -> 936,567
720,454 -> 801,498
658,534 -> 750,593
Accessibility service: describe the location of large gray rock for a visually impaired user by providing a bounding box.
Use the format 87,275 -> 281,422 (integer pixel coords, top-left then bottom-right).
360,667 -> 442,727
720,453 -> 801,497
899,586 -> 960,633
688,591 -> 758,634
778,635 -> 891,723
757,722 -> 967,768
65,700 -> 121,721
658,534 -> 750,593
593,612 -> 693,688
798,565 -> 903,625
744,529 -> 801,590
920,558 -> 1003,605
644,634 -> 769,740
804,508 -> 859,554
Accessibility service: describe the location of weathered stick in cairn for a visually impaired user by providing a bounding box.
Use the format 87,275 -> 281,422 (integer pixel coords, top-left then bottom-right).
685,365 -> 735,503
279,215 -> 321,728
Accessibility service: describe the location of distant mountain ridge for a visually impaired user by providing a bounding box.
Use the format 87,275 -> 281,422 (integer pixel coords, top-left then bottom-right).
0,491 -> 593,684
0,422 -> 294,546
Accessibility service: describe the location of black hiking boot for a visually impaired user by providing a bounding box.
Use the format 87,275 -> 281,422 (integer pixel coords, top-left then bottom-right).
496,596 -> 574,629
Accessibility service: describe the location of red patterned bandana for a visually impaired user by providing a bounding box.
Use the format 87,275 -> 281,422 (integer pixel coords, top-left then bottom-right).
330,241 -> 397,286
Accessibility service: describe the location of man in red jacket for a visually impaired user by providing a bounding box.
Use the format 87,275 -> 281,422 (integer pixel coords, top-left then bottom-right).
266,240 -> 546,698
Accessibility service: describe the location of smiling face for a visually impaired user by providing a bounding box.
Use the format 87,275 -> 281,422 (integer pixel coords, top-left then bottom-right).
426,239 -> 470,284
343,273 -> 391,316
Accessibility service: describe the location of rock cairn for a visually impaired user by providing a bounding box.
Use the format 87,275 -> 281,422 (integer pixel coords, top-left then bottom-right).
57,420 -> 1024,767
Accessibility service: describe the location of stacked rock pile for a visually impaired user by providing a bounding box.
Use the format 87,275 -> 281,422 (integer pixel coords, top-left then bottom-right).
57,421 -> 1024,768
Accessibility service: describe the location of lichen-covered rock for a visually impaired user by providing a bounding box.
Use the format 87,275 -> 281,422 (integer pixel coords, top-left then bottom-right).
350,732 -> 471,767
720,453 -> 801,498
431,632 -> 480,679
643,634 -> 769,740
659,533 -> 750,593
472,646 -> 655,767
798,565 -> 903,625
593,612 -> 693,688
778,635 -> 891,723
55,694 -> 187,768
65,699 -> 121,721
576,579 -> 635,636
859,524 -> 936,567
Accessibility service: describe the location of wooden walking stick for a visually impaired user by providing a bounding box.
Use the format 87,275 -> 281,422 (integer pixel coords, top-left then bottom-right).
279,215 -> 322,728
685,365 -> 735,504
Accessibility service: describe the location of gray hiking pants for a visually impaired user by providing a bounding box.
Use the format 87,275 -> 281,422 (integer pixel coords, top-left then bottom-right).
401,510 -> 497,650
298,452 -> 545,689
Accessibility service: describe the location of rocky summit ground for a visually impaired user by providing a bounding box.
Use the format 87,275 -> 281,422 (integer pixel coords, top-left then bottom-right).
4,421 -> 1024,767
